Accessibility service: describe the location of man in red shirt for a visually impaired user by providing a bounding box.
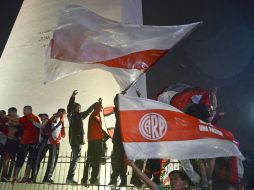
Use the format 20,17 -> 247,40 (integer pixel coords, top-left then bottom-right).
81,100 -> 105,186
0,107 -> 22,182
4,105 -> 40,184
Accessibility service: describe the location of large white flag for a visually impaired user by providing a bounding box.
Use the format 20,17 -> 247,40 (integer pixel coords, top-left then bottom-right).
118,94 -> 244,160
46,5 -> 200,89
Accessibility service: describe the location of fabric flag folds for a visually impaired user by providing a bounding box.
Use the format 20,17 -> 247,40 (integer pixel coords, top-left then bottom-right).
118,94 -> 244,160
45,5 -> 200,89
157,83 -> 210,110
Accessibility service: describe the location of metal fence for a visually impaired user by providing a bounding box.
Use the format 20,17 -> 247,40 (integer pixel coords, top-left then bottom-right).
0,152 -> 180,190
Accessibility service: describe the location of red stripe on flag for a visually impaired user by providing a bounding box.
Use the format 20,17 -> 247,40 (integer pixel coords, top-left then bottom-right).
99,49 -> 168,71
170,88 -> 210,110
51,41 -> 168,71
119,109 -> 234,143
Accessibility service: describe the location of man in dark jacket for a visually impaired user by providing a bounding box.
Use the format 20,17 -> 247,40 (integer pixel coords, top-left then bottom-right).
108,94 -> 127,187
66,90 -> 96,184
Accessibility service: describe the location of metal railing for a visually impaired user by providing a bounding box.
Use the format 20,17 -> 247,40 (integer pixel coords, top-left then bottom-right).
0,151 -> 180,190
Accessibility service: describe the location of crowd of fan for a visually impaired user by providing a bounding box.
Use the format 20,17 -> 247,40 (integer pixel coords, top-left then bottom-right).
0,106 -> 66,184
0,89 -> 251,190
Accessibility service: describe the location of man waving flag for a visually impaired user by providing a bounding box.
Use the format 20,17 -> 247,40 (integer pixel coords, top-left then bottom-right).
45,5 -> 200,89
118,94 -> 244,160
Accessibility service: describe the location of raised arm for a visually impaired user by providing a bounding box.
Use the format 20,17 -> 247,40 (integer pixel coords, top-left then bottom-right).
208,88 -> 218,123
31,120 -> 43,128
51,119 -> 62,131
3,115 -> 19,123
67,90 -> 78,117
127,160 -> 158,190
31,118 -> 49,129
61,124 -> 66,138
80,103 -> 96,120
210,87 -> 218,110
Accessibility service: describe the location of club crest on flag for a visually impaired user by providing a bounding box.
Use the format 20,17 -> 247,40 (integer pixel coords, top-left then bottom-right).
139,113 -> 168,141
119,95 -> 244,160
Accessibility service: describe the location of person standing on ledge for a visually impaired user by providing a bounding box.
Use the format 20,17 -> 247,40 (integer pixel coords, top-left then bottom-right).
66,90 -> 96,184
108,94 -> 127,187
81,99 -> 105,186
3,106 -> 40,184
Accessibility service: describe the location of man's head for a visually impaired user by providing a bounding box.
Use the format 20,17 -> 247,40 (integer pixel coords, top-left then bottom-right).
57,108 -> 67,117
74,103 -> 81,113
0,110 -> 6,119
38,113 -> 49,122
8,107 -> 17,117
23,105 -> 32,116
0,110 -> 6,116
169,170 -> 189,190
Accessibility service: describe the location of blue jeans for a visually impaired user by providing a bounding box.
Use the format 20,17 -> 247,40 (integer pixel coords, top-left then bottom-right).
67,145 -> 81,180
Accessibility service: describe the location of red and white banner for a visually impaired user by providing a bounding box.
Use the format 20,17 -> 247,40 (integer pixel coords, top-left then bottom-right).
157,83 -> 210,111
118,94 -> 244,160
45,5 -> 200,89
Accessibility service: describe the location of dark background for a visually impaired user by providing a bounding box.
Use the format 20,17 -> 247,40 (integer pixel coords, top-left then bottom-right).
0,0 -> 253,180
0,0 -> 23,58
143,0 -> 254,179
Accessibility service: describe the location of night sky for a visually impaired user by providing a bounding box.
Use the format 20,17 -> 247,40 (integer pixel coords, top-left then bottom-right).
143,0 -> 254,178
0,0 -> 23,58
0,0 -> 254,180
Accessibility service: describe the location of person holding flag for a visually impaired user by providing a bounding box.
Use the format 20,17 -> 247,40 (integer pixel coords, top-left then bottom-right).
108,94 -> 127,187
127,160 -> 190,190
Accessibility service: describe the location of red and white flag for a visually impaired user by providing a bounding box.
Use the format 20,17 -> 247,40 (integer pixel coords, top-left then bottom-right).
157,83 -> 210,110
45,5 -> 200,89
118,94 -> 244,160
